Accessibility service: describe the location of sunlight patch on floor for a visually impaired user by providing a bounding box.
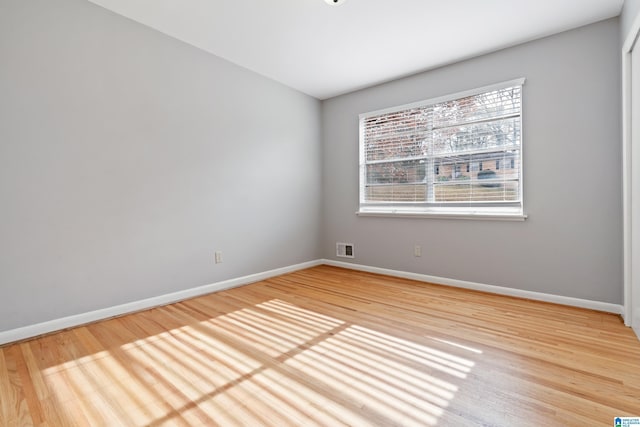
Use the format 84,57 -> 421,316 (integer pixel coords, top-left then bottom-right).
40,298 -> 475,425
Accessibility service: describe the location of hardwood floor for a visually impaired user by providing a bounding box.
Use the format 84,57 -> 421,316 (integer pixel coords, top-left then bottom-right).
1,265 -> 639,426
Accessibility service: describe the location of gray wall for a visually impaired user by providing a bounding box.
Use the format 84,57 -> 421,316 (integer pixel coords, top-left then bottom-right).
321,18 -> 622,303
0,0 -> 322,332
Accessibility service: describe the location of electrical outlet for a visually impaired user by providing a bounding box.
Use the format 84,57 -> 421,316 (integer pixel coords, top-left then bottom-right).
414,245 -> 422,257
215,251 -> 223,264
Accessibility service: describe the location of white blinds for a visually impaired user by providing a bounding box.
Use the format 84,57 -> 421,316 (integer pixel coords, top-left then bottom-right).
359,79 -> 524,215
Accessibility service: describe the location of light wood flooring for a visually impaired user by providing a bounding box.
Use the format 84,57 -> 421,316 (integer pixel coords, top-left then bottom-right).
1,265 -> 639,426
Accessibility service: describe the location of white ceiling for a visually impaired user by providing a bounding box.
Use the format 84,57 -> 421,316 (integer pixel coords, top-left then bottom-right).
88,0 -> 624,100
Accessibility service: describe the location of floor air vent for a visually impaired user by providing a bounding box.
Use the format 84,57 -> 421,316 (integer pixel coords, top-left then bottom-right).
336,242 -> 354,258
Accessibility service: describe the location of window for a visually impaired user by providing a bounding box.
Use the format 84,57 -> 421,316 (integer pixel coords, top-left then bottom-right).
358,78 -> 525,219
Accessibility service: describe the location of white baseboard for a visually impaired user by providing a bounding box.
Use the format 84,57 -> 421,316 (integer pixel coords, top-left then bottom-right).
0,260 -> 323,346
0,258 -> 624,346
323,259 -> 623,315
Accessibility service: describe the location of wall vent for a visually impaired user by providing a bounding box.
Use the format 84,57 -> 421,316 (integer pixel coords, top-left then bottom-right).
336,242 -> 354,258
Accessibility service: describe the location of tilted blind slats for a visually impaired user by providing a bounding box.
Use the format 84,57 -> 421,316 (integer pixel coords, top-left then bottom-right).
359,80 -> 524,215
430,87 -> 521,128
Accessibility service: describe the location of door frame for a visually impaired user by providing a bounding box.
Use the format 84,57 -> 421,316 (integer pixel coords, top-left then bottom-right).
622,12 -> 640,330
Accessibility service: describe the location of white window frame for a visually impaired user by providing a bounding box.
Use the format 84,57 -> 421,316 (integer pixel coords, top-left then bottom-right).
357,78 -> 527,221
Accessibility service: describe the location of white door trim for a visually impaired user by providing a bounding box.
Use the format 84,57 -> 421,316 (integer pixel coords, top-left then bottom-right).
622,12 -> 640,330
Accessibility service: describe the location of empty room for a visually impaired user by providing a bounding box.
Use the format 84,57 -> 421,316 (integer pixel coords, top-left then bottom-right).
1,0 -> 640,425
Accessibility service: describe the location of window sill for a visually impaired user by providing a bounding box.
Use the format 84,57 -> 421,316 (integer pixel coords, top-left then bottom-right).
356,210 -> 528,221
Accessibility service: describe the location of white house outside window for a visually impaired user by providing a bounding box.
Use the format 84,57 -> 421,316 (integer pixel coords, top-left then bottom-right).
358,78 -> 526,220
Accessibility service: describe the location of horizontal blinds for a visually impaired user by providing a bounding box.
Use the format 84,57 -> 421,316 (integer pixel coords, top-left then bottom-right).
430,86 -> 521,129
364,108 -> 429,162
360,81 -> 523,208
